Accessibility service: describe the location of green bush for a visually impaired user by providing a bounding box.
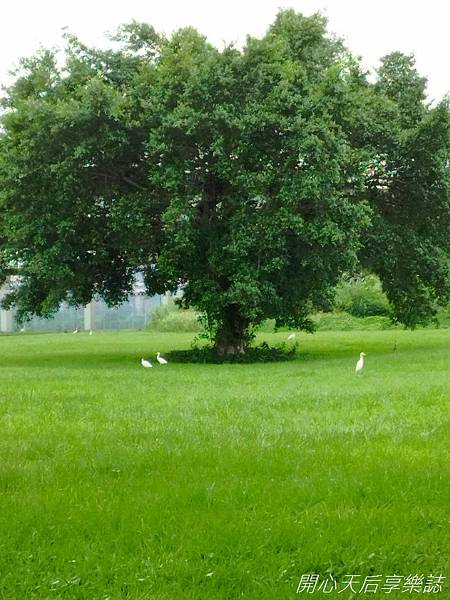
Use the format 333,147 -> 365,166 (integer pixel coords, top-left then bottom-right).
147,303 -> 203,333
257,319 -> 277,333
168,341 -> 297,363
312,311 -> 397,331
334,274 -> 392,318
434,305 -> 450,328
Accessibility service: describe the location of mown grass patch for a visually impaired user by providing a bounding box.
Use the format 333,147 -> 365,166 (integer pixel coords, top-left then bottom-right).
0,329 -> 448,599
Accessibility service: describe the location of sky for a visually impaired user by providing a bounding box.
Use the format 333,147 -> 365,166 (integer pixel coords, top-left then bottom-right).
1,0 -> 449,102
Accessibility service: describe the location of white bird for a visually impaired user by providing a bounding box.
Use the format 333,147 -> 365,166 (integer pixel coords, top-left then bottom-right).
287,333 -> 296,341
89,330 -> 93,336
157,352 -> 168,365
72,328 -> 79,334
141,358 -> 153,368
355,352 -> 366,374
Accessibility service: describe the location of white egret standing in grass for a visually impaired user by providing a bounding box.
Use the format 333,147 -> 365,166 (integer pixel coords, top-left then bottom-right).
355,352 -> 366,374
72,328 -> 79,334
141,358 -> 153,368
287,333 -> 296,341
157,352 -> 168,365
89,330 -> 93,336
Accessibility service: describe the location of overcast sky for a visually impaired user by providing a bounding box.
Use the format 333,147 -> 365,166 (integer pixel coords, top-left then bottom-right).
1,0 -> 449,101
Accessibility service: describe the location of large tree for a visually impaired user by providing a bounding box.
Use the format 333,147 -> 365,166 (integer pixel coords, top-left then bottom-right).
1,11 -> 450,353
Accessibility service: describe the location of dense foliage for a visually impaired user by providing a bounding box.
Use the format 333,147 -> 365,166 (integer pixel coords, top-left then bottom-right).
1,11 -> 450,352
334,274 -> 391,318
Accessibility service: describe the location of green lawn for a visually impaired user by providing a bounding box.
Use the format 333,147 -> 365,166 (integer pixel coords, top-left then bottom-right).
0,330 -> 448,599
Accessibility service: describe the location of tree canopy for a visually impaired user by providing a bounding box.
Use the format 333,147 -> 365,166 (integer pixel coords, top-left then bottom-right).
1,10 -> 450,353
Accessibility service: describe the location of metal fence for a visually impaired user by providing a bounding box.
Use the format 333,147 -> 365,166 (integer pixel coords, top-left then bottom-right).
2,294 -> 163,333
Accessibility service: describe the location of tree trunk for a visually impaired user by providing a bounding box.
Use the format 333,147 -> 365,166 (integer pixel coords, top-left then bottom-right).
214,307 -> 249,355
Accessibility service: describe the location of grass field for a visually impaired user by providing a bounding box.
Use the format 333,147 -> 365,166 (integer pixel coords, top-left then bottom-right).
0,329 -> 449,599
